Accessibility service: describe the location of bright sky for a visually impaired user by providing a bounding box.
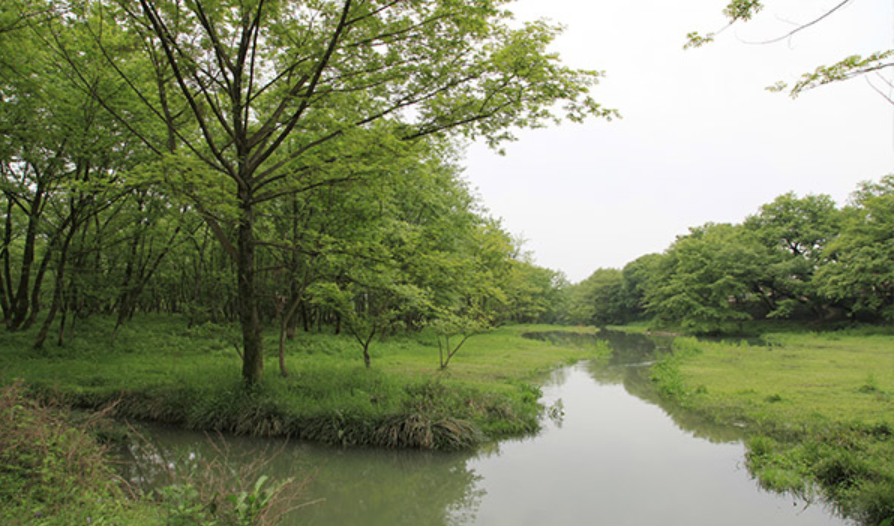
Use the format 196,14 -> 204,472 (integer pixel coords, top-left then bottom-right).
462,0 -> 894,283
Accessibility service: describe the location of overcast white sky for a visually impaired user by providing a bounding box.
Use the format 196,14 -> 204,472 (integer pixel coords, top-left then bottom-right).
462,0 -> 894,283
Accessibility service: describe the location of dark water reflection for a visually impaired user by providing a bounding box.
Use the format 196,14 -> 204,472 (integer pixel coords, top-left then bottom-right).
118,330 -> 850,525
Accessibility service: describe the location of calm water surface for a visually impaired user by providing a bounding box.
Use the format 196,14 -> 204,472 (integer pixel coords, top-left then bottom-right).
121,331 -> 850,525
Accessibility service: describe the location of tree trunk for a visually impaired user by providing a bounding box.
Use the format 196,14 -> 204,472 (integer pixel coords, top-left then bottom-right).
278,298 -> 299,378
300,302 -> 310,333
34,226 -> 76,350
0,259 -> 8,325
9,183 -> 44,330
1,197 -> 12,325
112,224 -> 142,345
237,190 -> 263,385
23,237 -> 57,331
57,305 -> 68,346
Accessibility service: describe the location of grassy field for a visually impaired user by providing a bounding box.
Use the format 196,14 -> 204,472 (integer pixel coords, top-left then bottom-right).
0,316 -> 607,525
0,316 -> 606,450
650,330 -> 894,526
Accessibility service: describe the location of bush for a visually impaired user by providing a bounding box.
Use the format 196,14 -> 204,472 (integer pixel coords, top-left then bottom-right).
0,380 -> 154,525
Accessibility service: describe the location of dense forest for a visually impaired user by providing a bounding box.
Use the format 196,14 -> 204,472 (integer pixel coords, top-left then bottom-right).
567,178 -> 894,332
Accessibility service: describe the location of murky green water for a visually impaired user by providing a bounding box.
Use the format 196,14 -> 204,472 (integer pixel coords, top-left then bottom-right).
119,331 -> 850,525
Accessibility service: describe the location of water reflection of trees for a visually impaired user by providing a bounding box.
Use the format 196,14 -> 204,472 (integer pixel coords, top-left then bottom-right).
596,331 -> 744,444
524,330 -> 743,444
115,428 -> 484,526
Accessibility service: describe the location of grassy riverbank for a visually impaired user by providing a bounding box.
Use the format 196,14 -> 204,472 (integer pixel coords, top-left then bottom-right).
0,316 -> 605,450
650,330 -> 894,525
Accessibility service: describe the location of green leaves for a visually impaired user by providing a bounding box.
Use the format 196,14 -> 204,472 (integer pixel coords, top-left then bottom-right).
789,50 -> 894,97
722,0 -> 764,22
225,474 -> 293,526
683,31 -> 715,50
686,1 -> 892,101
683,0 -> 894,103
579,177 -> 894,331
3,0 -> 605,381
683,0 -> 764,50
815,176 -> 894,320
644,223 -> 766,333
567,268 -> 630,326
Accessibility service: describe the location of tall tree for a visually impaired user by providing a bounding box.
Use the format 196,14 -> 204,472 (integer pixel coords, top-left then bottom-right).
1,0 -> 139,332
64,0 -> 614,383
568,268 -> 630,327
645,223 -> 767,333
743,192 -> 841,319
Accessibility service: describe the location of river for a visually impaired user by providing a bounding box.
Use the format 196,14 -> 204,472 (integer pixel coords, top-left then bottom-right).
118,330 -> 850,525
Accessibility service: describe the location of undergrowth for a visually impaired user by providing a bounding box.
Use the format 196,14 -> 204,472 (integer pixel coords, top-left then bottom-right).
0,380 -> 307,525
0,380 -> 155,525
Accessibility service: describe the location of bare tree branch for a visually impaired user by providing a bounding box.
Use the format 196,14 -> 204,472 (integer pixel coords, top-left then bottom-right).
740,0 -> 854,45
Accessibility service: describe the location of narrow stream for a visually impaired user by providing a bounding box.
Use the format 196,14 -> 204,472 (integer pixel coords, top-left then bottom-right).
119,331 -> 851,525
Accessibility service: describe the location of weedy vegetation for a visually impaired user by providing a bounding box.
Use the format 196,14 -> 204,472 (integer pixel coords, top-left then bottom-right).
1,379 -> 315,525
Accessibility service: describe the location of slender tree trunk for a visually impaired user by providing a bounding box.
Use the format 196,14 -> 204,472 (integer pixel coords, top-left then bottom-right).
23,238 -> 58,331
1,197 -> 13,325
351,325 -> 376,369
62,225 -> 90,342
278,262 -> 315,376
57,306 -> 68,346
112,224 -> 141,344
0,260 -> 8,325
9,183 -> 44,330
278,297 -> 301,377
363,346 -> 371,369
300,302 -> 310,333
439,333 -> 472,370
35,227 -> 76,350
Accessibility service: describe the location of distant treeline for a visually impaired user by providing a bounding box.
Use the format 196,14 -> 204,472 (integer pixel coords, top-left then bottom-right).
567,176 -> 894,333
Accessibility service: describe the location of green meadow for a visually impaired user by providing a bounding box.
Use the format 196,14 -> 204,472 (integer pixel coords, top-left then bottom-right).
0,316 -> 606,450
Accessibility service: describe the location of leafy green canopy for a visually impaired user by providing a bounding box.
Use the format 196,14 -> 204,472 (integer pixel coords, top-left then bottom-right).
569,176 -> 894,333
27,0 -> 616,382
